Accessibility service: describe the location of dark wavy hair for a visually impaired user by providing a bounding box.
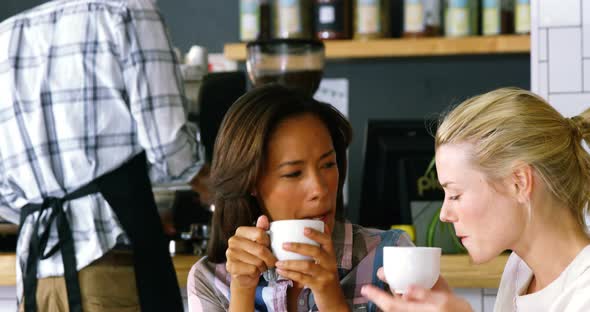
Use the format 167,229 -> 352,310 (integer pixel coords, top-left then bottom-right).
206,84 -> 353,263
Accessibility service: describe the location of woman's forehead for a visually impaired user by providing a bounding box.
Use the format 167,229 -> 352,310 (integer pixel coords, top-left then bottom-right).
265,115 -> 333,157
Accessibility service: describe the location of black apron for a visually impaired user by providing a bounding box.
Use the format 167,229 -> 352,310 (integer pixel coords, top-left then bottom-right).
19,152 -> 183,312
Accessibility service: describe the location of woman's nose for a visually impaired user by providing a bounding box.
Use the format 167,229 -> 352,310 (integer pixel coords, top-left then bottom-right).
439,200 -> 457,223
308,170 -> 328,201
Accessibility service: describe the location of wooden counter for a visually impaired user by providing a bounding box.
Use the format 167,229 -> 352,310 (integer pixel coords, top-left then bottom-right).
0,253 -> 198,288
0,253 -> 508,288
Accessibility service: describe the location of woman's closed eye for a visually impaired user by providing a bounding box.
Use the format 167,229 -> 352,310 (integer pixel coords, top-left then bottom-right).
448,194 -> 461,200
322,161 -> 337,169
281,170 -> 302,178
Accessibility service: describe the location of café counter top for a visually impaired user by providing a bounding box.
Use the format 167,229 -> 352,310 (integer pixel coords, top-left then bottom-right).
0,253 -> 509,288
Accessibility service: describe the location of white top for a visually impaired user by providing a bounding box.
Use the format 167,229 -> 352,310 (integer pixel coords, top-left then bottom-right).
494,245 -> 590,312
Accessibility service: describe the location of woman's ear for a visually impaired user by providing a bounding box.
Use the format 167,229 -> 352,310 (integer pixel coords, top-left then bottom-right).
511,162 -> 534,204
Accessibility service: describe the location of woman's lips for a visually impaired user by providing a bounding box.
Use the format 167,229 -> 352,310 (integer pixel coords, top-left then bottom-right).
310,213 -> 329,223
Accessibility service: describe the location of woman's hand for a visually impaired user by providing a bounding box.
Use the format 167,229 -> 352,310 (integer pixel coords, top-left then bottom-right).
226,215 -> 277,290
361,268 -> 472,312
274,224 -> 349,312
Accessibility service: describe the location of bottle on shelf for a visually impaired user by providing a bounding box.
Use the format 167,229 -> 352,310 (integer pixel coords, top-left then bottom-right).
390,0 -> 404,38
514,0 -> 530,35
240,0 -> 261,41
443,0 -> 479,37
259,0 -> 272,40
314,0 -> 352,40
273,0 -> 313,39
403,0 -> 442,37
482,0 -> 514,36
353,0 -> 390,39
240,0 -> 273,41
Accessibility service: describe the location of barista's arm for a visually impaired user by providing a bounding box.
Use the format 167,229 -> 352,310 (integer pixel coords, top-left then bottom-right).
117,0 -> 204,184
0,186 -> 19,224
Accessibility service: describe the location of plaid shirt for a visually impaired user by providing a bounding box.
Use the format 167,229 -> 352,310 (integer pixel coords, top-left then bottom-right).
187,220 -> 414,312
0,0 -> 203,301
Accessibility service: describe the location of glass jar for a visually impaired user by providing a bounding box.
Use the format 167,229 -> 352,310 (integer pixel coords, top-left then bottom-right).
240,0 -> 261,41
482,0 -> 514,36
240,0 -> 272,41
403,0 -> 442,37
444,0 -> 479,37
273,0 -> 313,39
514,0 -> 530,34
246,39 -> 325,96
353,0 -> 390,39
314,0 -> 352,40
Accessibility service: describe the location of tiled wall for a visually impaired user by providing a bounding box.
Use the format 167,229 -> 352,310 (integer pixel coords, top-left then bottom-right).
531,0 -> 590,117
456,288 -> 497,312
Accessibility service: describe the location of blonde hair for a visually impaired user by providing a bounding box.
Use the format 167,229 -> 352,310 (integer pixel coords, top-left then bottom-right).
436,87 -> 590,227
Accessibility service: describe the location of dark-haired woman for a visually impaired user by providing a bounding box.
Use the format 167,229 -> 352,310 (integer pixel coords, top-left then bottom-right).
187,85 -> 413,312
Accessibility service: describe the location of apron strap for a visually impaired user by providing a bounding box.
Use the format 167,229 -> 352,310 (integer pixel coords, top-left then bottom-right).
21,183 -> 99,312
95,152 -> 183,312
19,152 -> 183,312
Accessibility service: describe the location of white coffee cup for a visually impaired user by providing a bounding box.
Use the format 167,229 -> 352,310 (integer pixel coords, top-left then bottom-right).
267,219 -> 324,261
383,246 -> 441,294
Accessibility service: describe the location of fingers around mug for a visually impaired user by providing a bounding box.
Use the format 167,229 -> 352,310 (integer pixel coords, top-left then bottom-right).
432,276 -> 452,293
377,267 -> 387,283
275,259 -> 319,276
225,247 -> 268,275
403,285 -> 429,302
303,227 -> 334,255
255,215 -> 270,230
282,242 -> 333,269
361,285 -> 406,312
282,242 -> 321,258
227,237 -> 277,269
234,226 -> 271,246
275,268 -> 312,286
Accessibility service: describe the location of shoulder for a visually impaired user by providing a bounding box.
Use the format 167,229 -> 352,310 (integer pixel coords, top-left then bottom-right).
559,247 -> 590,310
188,256 -> 227,290
495,252 -> 530,311
187,257 -> 230,310
0,0 -> 133,32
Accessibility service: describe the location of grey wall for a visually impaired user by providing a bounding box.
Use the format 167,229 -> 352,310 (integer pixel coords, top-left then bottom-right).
1,1 -> 530,224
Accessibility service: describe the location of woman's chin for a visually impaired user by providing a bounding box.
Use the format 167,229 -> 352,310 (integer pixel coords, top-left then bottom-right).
468,248 -> 499,265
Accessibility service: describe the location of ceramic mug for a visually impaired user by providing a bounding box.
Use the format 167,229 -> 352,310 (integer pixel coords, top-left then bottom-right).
267,219 -> 324,261
383,246 -> 441,294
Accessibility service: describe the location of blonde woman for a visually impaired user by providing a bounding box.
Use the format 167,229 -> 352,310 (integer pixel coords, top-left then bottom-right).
362,88 -> 590,311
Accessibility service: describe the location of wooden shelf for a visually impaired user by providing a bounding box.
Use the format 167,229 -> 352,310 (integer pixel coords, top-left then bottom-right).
224,35 -> 530,61
0,253 -> 508,288
441,253 -> 508,289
